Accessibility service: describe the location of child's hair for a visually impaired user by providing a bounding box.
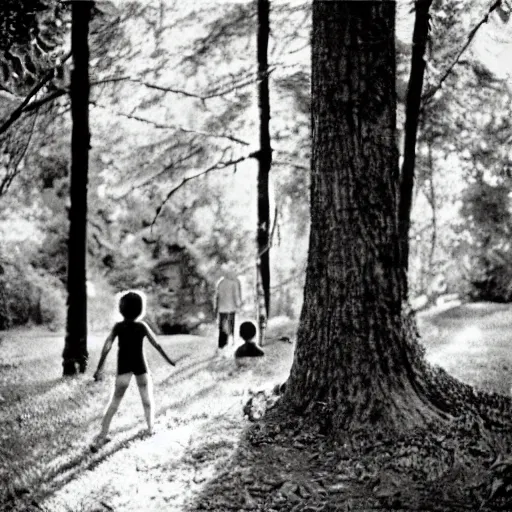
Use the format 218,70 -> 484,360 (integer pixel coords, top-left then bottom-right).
239,321 -> 257,342
119,291 -> 146,321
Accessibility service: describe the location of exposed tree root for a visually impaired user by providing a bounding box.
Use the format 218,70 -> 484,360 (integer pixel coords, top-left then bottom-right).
243,311 -> 512,510
241,393 -> 512,510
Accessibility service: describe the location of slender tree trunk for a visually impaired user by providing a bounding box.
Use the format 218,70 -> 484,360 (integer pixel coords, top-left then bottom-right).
283,0 -> 443,436
427,139 -> 437,274
398,0 -> 433,278
256,0 -> 272,344
62,1 -> 93,376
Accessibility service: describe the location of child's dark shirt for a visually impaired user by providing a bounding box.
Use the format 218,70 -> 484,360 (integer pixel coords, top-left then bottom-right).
115,320 -> 148,375
234,341 -> 265,358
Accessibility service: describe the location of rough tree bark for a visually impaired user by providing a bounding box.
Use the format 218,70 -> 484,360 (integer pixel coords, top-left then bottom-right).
282,0 -> 444,435
62,0 -> 93,376
398,0 -> 433,277
256,0 -> 272,344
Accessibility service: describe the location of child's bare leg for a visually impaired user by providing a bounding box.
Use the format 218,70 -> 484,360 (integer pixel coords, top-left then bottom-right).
99,373 -> 132,439
136,373 -> 154,434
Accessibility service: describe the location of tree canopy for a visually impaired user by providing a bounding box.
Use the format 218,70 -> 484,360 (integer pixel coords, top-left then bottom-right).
0,0 -> 511,331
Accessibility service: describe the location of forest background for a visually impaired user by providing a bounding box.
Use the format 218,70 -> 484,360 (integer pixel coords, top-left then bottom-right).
1,0 -> 512,336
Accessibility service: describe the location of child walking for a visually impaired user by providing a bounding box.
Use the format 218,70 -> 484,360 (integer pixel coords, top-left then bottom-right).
214,263 -> 242,352
91,290 -> 175,451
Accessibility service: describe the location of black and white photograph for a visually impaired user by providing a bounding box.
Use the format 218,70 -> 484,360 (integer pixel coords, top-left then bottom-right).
2,0 -> 512,510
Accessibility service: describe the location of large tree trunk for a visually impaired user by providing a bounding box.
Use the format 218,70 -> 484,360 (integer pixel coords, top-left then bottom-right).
256,0 -> 272,344
398,0 -> 433,276
62,1 -> 93,376
283,0 -> 441,435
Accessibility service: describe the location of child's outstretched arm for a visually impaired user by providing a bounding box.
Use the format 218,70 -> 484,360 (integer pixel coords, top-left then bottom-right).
93,325 -> 117,380
143,322 -> 176,367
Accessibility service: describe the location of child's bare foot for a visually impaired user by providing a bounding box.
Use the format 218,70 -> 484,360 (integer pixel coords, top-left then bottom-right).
90,434 -> 111,453
141,427 -> 155,438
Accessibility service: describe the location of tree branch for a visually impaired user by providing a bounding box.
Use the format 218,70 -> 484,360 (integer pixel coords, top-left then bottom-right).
114,146 -> 204,199
0,52 -> 71,136
236,202 -> 280,277
21,88 -> 68,113
273,158 -> 309,171
426,140 -> 437,274
267,202 -> 279,256
0,110 -> 38,197
22,76 -> 139,114
129,71 -> 264,102
90,101 -> 251,146
3,61 -> 282,137
149,148 -> 259,228
422,0 -> 503,102
128,78 -> 216,99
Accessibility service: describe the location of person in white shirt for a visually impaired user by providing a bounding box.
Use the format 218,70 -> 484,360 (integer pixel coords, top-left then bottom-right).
214,263 -> 242,350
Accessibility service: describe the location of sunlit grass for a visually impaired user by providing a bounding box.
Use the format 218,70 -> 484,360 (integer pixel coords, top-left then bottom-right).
0,319 -> 296,510
420,302 -> 512,395
0,328 -> 212,503
4,307 -> 512,510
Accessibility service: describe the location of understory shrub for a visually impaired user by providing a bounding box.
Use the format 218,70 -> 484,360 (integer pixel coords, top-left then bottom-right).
458,180 -> 512,302
0,253 -> 66,330
464,253 -> 512,303
31,272 -> 66,331
0,260 -> 34,329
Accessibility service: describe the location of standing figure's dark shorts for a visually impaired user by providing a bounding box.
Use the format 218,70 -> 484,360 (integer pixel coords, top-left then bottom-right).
115,321 -> 148,375
218,312 -> 235,349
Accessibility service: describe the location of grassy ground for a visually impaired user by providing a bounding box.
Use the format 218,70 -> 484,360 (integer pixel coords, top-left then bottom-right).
0,318 -> 295,511
418,301 -> 512,396
1,303 -> 512,511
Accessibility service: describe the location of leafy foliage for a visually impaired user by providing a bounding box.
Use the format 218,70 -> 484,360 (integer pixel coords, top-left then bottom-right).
1,0 -> 512,334
0,246 -> 65,330
408,0 -> 512,299
457,179 -> 512,301
0,0 -> 67,91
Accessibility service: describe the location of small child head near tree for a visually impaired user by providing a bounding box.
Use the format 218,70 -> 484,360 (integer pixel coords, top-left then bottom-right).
239,321 -> 257,343
119,291 -> 146,321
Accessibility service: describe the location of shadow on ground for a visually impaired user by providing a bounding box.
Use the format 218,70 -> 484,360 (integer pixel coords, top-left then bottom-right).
0,330 -> 224,510
33,322 -> 297,512
188,305 -> 512,511
7,308 -> 512,511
